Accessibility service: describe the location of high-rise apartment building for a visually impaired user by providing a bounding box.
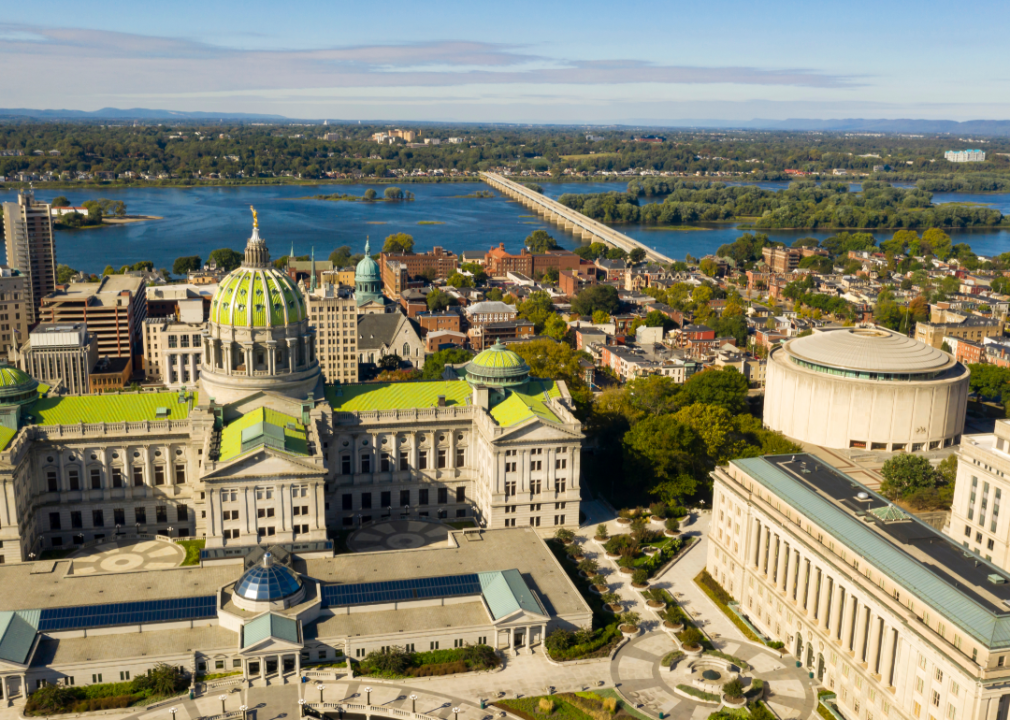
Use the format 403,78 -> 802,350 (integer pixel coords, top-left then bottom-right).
1,190 -> 57,324
304,283 -> 359,383
0,267 -> 29,356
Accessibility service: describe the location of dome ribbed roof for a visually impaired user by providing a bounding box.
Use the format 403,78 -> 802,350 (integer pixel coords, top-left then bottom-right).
787,327 -> 953,373
0,365 -> 35,390
235,554 -> 302,602
465,343 -> 530,387
210,267 -> 306,328
355,237 -> 380,280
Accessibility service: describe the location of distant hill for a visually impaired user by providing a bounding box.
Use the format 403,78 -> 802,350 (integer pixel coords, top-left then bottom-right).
623,117 -> 1010,136
0,107 -> 291,121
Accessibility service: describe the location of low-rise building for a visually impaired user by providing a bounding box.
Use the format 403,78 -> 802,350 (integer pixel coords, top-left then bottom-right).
416,312 -> 461,335
380,248 -> 458,296
426,330 -> 468,353
357,313 -> 426,367
465,301 -> 518,328
468,320 -> 534,351
90,356 -> 132,392
12,323 -> 98,395
914,315 -> 1003,349
146,284 -> 216,321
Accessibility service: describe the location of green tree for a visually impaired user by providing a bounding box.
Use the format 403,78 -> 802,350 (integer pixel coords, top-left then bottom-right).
421,347 -> 473,380
543,313 -> 569,341
571,284 -> 619,316
879,454 -> 939,501
172,256 -> 202,275
623,415 -> 702,500
629,247 -> 647,263
447,271 -> 474,288
518,290 -> 554,332
56,264 -> 78,284
592,310 -> 611,324
968,364 -> 1010,400
363,188 -> 377,200
384,186 -> 404,200
525,229 -> 559,254
699,257 -> 719,277
329,245 -> 353,267
382,232 -> 415,254
677,367 -> 749,414
426,288 -> 454,312
541,267 -> 560,283
209,248 -> 243,271
377,354 -> 401,371
51,196 -> 70,207
673,403 -> 744,465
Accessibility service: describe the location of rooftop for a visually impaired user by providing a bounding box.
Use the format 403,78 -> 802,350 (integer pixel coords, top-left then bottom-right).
786,327 -> 953,373
218,407 -> 308,462
26,391 -> 195,427
489,379 -> 561,427
734,454 -> 1010,649
326,380 -> 473,412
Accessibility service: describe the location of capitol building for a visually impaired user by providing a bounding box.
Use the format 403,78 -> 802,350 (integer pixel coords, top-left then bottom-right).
0,216 -> 584,562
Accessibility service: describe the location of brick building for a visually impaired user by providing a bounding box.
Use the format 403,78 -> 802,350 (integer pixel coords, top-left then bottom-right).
484,245 -> 582,279
380,247 -> 458,296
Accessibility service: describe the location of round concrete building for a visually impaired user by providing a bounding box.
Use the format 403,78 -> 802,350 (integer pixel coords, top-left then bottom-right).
764,327 -> 969,452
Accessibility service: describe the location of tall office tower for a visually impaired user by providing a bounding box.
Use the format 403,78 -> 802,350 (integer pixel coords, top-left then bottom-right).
1,190 -> 57,324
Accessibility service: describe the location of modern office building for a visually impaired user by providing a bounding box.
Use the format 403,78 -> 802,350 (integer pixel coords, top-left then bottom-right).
11,323 -> 98,395
764,327 -> 969,450
0,268 -> 29,356
304,282 -> 359,383
710,453 -> 1010,720
1,190 -> 57,324
0,214 -> 583,564
40,275 -> 147,359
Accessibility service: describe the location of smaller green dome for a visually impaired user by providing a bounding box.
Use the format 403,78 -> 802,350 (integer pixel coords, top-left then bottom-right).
355,238 -> 380,280
465,343 -> 530,387
0,363 -> 39,407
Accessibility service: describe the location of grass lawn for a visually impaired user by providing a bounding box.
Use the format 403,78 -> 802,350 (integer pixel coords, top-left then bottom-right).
445,519 -> 476,529
578,690 -> 654,720
176,539 -> 205,566
499,697 -> 590,720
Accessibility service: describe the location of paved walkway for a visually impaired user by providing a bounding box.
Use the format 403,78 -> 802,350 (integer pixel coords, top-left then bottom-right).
347,521 -> 449,552
69,538 -> 184,573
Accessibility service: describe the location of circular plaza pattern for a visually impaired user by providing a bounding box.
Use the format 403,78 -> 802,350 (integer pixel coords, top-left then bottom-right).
68,537 -> 186,573
347,520 -> 450,552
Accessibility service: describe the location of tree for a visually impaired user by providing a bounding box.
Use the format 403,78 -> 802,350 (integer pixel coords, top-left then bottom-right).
543,313 -> 569,341
922,228 -> 952,260
673,403 -> 744,465
421,347 -> 473,380
209,248 -> 243,271
426,288 -> 454,312
968,364 -> 1010,400
56,264 -> 78,284
447,272 -> 474,288
382,232 -> 414,254
699,257 -> 719,277
571,284 -> 619,317
525,229 -> 559,254
518,291 -> 554,332
134,663 -> 184,697
592,310 -> 611,324
51,196 -> 70,207
377,354 -> 402,371
879,454 -> 939,501
460,262 -> 488,285
384,186 -> 404,200
541,267 -> 560,283
511,339 -> 588,394
677,367 -> 749,414
329,245 -> 353,267
172,255 -> 202,275
363,188 -> 377,200
629,247 -> 647,264
623,415 -> 702,500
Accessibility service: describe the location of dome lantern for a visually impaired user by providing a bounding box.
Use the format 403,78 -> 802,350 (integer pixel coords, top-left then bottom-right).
233,552 -> 304,605
465,343 -> 530,387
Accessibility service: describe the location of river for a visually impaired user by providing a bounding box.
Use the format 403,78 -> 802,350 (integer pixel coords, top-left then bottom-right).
8,181 -> 1010,274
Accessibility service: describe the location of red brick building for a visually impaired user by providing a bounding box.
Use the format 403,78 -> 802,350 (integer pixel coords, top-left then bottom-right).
416,312 -> 462,335
380,247 -> 458,296
559,267 -> 598,297
484,245 -> 583,278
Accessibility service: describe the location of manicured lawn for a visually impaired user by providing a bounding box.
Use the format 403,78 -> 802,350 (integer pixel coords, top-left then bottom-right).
499,697 -> 592,720
176,539 -> 205,566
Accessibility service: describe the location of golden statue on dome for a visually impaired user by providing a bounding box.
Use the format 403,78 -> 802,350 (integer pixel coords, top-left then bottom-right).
250,205 -> 259,229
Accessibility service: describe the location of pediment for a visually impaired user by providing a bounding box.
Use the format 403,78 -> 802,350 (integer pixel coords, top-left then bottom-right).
203,448 -> 325,481
493,608 -> 549,626
495,418 -> 582,444
240,636 -> 303,655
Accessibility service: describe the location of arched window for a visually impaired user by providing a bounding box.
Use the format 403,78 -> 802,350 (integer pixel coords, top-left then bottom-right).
402,342 -> 410,357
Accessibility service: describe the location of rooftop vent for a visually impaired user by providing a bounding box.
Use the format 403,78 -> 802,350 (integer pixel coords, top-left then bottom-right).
154,407 -> 170,418
989,574 -> 1007,585
856,492 -> 870,501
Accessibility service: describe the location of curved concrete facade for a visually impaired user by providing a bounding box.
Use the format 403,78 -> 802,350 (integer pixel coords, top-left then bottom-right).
764,332 -> 969,451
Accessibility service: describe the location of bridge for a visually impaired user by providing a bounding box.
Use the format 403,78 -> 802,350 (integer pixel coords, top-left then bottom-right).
480,172 -> 673,264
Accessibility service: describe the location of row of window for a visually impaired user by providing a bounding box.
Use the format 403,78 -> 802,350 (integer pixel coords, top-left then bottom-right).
49,505 -> 188,530
166,333 -> 202,349
503,514 -> 565,527
340,487 -> 463,511
341,448 -> 466,474
342,508 -> 466,526
46,464 -> 186,492
504,479 -> 567,497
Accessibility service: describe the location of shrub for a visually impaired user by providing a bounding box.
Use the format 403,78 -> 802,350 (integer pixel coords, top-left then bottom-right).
593,575 -> 608,589
595,524 -> 609,539
620,611 -> 640,628
361,646 -> 411,676
723,679 -> 744,699
631,569 -> 648,586
602,697 -> 618,713
601,592 -> 620,607
631,525 -> 660,544
676,684 -> 719,702
649,502 -> 667,518
603,534 -> 635,555
665,518 -> 680,533
661,650 -> 685,666
706,649 -> 751,670
565,543 -> 583,558
578,558 -> 599,576
767,641 -> 784,650
555,528 -> 575,543
680,626 -> 705,647
539,698 -> 555,714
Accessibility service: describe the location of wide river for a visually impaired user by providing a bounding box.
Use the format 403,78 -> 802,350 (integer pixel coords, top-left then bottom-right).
8,181 -> 1010,274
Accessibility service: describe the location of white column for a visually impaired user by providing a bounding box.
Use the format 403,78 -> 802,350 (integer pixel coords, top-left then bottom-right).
785,548 -> 798,600
189,352 -> 197,384
817,575 -> 832,629
758,526 -> 769,574
828,583 -> 844,636
776,538 -> 788,590
866,613 -> 881,671
750,519 -> 761,568
878,624 -> 897,686
841,594 -> 856,650
853,606 -> 870,663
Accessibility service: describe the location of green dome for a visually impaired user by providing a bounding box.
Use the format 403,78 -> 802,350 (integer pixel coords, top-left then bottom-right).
211,267 -> 306,328
465,343 -> 530,387
355,246 -> 380,281
0,363 -> 39,407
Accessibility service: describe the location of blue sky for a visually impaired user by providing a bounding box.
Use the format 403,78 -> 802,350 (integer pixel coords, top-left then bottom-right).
2,0 -> 1008,123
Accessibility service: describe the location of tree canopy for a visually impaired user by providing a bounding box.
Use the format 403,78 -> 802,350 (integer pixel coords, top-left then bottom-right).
571,284 -> 619,317
525,230 -> 559,254
382,232 -> 414,253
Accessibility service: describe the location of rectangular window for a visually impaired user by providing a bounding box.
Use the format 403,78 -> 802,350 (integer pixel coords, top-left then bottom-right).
135,507 -> 146,524
132,467 -> 144,486
361,492 -> 372,509
555,458 -> 567,470
361,454 -> 371,473
341,455 -> 351,475
112,468 -> 123,488
438,487 -> 448,504
438,449 -> 446,469
92,510 -> 104,528
49,512 -> 61,530
114,508 -> 125,525
90,469 -> 101,489
419,451 -> 428,470
932,691 -> 940,708
400,490 -> 410,507
381,491 -> 391,508
399,452 -> 408,471
381,453 -> 390,472
456,487 -> 466,503
156,506 -> 168,523
456,448 -> 465,466
154,466 -> 165,486
71,511 -> 82,529
175,465 -> 186,483
68,468 -> 80,491
176,506 -> 188,522
342,494 -> 352,511
47,470 -> 58,492
419,488 -> 429,505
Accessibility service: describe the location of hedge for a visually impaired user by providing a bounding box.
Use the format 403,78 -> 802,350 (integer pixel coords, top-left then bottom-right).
676,684 -> 720,702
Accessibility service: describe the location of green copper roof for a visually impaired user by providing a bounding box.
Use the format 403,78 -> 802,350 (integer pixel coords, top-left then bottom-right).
27,391 -> 195,426
465,343 -> 530,387
0,426 -> 16,452
733,455 -> 1010,650
242,613 -> 300,648
326,380 -> 473,412
478,570 -> 547,621
489,380 -> 561,427
219,407 -> 308,462
0,365 -> 34,390
0,610 -> 39,665
211,267 -> 305,328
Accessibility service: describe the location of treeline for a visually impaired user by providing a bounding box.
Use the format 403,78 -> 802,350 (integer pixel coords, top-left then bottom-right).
558,180 -> 1007,229
914,174 -> 1010,193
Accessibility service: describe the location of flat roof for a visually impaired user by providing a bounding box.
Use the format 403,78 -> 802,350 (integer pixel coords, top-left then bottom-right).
32,625 -> 235,666
326,380 -> 473,412
734,454 -> 1010,648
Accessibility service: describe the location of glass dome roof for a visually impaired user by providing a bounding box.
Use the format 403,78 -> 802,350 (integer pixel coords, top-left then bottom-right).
235,553 -> 303,601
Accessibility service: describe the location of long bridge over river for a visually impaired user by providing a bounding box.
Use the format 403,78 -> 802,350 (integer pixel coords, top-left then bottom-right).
480,172 -> 673,264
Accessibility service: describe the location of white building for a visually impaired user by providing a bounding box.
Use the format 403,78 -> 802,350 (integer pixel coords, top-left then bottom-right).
945,150 -> 986,163
711,454 -> 1010,720
947,421 -> 1010,569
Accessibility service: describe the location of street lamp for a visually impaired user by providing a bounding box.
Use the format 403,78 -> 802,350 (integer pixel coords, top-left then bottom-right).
240,705 -> 248,720
170,707 -> 178,720
453,707 -> 461,720
167,526 -> 174,537
299,699 -> 306,717
220,694 -> 228,715
365,687 -> 372,705
317,683 -> 325,703
410,694 -> 418,713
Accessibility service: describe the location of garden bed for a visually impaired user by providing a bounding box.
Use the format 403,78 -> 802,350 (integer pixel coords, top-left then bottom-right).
25,665 -> 188,716
355,645 -> 498,678
695,569 -> 761,643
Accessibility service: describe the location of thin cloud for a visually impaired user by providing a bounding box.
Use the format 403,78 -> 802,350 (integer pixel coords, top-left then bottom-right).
0,23 -> 858,96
